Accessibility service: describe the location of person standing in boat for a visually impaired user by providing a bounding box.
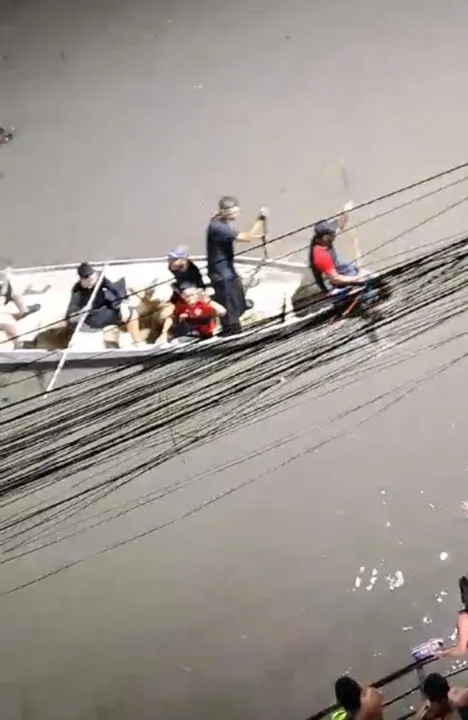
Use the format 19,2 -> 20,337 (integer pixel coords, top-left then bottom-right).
333,675 -> 383,720
66,262 -> 143,347
436,575 -> 468,658
310,214 -> 368,294
167,247 -> 206,299
206,196 -> 266,336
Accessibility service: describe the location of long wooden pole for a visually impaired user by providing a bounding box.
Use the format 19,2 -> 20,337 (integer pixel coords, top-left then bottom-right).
43,263 -> 109,398
339,161 -> 362,268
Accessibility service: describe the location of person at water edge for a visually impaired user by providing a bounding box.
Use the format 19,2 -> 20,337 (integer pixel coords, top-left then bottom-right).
436,575 -> 468,658
168,247 -> 206,299
310,214 -> 369,294
173,285 -> 226,339
418,673 -> 468,720
0,267 -> 40,348
333,676 -> 383,720
66,262 -> 143,346
206,196 -> 265,336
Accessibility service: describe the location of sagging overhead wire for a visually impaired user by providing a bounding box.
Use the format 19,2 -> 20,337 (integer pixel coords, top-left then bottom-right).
1,156 -> 468,378
3,331 -> 468,597
1,236 -> 468,542
1,190 -> 467,411
2,223 -> 468,434
275,173 -> 468,262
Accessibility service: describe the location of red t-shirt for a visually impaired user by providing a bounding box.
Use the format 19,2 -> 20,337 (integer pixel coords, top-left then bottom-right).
311,245 -> 335,275
174,299 -> 216,338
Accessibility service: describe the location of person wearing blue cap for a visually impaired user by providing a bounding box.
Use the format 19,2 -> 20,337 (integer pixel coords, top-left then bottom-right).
309,212 -> 368,295
206,196 -> 266,336
167,247 -> 206,299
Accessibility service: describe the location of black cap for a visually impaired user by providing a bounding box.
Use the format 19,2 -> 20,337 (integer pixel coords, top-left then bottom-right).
314,218 -> 340,237
77,262 -> 94,278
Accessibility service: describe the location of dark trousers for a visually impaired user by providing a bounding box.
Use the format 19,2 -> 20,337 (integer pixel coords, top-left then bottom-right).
211,276 -> 247,335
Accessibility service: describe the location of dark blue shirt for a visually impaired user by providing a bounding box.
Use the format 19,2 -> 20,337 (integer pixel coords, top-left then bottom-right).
206,216 -> 238,282
66,277 -> 124,320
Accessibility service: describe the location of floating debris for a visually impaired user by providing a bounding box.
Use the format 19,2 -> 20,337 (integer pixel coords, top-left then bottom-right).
422,615 -> 433,625
387,571 -> 405,591
439,552 -> 449,562
402,626 -> 414,632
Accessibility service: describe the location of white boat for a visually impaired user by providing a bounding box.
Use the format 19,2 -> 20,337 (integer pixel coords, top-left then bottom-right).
4,233 -> 464,371
0,255 -> 340,369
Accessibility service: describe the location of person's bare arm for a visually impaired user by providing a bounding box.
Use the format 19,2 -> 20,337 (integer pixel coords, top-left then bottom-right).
209,300 -> 227,317
237,210 -> 267,242
325,268 -> 367,288
449,686 -> 468,706
337,211 -> 348,232
440,621 -> 468,657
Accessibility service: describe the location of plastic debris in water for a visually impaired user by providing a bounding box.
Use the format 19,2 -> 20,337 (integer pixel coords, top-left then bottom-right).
439,552 -> 449,561
422,615 -> 433,625
387,571 -> 404,590
412,638 -> 443,661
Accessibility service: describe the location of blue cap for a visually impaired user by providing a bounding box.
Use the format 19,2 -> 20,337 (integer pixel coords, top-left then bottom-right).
314,218 -> 339,237
167,247 -> 189,261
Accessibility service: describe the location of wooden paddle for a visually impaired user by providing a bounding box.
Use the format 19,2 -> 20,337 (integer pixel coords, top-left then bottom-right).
339,160 -> 362,269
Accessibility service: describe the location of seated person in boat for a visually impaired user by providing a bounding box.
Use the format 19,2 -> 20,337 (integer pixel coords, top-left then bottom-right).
67,262 -> 143,346
168,247 -> 206,300
173,285 -> 226,340
309,216 -> 369,295
0,268 -> 40,348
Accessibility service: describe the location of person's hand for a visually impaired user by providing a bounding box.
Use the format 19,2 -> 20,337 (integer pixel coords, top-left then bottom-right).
357,269 -> 372,281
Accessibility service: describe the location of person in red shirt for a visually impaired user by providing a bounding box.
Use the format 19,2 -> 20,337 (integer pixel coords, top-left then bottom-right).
310,216 -> 368,295
173,286 -> 226,339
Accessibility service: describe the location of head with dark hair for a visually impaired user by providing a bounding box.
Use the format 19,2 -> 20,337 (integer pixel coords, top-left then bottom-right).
335,676 -> 362,713
459,576 -> 468,611
423,673 -> 450,704
218,195 -> 240,221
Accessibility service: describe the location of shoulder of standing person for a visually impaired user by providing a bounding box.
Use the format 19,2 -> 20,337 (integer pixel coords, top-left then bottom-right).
361,686 -> 383,714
